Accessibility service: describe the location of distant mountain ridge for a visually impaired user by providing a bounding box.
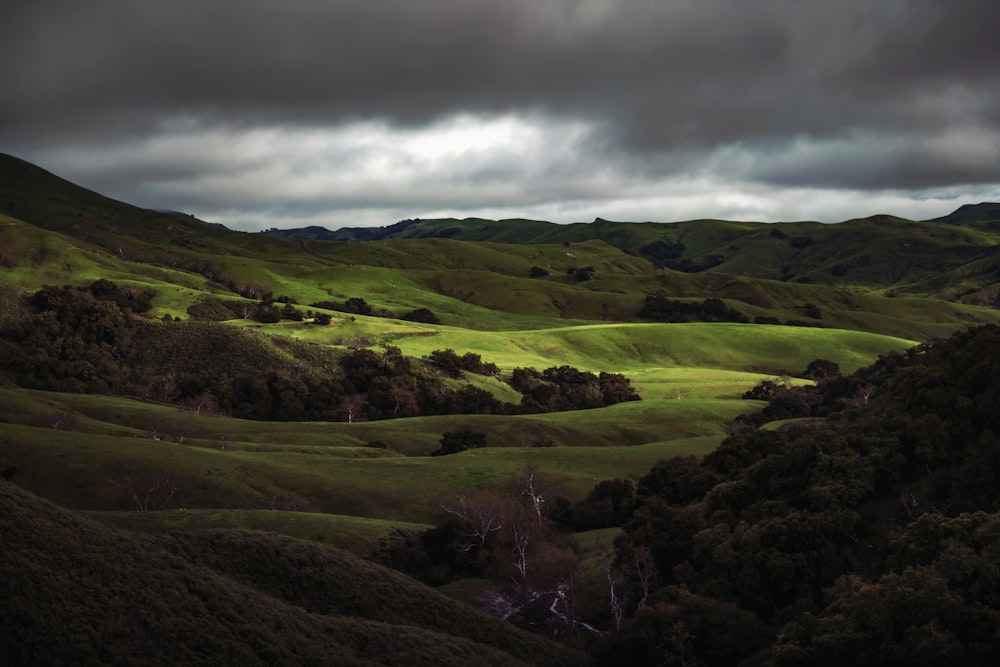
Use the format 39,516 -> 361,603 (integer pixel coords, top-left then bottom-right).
264,202 -> 1000,243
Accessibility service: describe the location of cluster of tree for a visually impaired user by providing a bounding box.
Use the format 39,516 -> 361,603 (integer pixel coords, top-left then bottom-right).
509,365 -> 640,413
599,325 -> 1000,665
0,281 -> 150,394
426,348 -> 500,377
378,466 -> 636,635
529,266 -> 551,278
310,296 -> 375,316
639,239 -> 725,272
431,429 -> 487,456
0,282 -> 638,423
638,294 -> 749,323
567,266 -> 597,282
639,293 -> 826,327
639,240 -> 685,267
187,295 -> 321,324
309,297 -> 442,324
188,293 -> 442,326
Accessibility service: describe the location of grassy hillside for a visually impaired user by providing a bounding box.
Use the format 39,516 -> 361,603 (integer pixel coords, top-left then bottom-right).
301,207 -> 1000,303
5,152 -> 1000,341
0,480 -> 582,666
0,386 -> 745,522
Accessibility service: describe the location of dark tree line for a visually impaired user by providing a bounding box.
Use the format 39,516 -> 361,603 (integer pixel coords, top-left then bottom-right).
600,325 -> 1000,666
309,297 -> 442,324
638,294 -> 749,323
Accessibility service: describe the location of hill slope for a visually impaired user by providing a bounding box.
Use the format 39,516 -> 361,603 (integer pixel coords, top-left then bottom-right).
0,480 -> 582,666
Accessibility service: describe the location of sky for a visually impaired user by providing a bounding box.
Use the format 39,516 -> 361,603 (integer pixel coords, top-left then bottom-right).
2,0 -> 999,231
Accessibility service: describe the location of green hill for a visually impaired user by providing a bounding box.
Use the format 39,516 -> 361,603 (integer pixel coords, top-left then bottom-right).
0,480 -> 582,666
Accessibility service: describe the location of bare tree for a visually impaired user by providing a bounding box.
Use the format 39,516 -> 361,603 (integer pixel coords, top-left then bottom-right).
662,622 -> 702,667
440,494 -> 507,551
116,472 -> 179,512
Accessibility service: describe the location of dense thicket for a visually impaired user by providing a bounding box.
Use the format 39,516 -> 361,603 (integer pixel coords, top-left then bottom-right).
601,325 -> 1000,666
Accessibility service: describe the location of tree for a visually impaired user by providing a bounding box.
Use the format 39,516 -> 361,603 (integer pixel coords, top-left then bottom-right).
529,266 -> 550,278
803,358 -> 840,381
432,429 -> 487,456
401,307 -> 441,324
344,297 -> 374,316
280,303 -> 303,321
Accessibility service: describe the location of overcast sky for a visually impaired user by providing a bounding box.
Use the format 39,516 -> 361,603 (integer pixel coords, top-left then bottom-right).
3,1 -> 999,231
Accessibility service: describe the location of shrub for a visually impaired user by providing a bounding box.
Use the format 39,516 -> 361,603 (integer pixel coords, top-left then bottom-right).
431,429 -> 486,456
529,266 -> 550,278
401,308 -> 441,324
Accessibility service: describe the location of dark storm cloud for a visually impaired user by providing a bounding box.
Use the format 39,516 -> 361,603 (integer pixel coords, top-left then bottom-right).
1,0 -> 998,224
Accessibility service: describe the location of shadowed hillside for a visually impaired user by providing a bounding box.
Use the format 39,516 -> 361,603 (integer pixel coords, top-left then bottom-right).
0,480 -> 583,666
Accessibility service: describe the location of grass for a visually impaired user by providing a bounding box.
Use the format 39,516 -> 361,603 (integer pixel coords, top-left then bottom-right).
280,320 -> 916,377
0,389 -> 730,524
87,508 -> 432,557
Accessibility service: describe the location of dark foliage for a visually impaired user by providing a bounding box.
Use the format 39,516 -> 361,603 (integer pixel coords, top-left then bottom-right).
599,325 -> 1000,666
253,303 -> 282,323
401,307 -> 441,324
2,283 -> 639,424
797,302 -> 823,319
561,478 -> 637,530
344,296 -> 374,316
510,365 -> 640,413
427,348 -> 499,377
660,254 -> 725,273
186,297 -> 240,320
308,296 -> 374,316
567,265 -> 596,281
639,239 -> 685,267
432,429 -> 487,456
529,265 -> 551,278
803,357 -> 840,381
638,294 -> 749,323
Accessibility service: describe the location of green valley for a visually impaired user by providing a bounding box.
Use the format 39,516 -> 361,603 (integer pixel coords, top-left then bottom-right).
3,152 -> 1000,665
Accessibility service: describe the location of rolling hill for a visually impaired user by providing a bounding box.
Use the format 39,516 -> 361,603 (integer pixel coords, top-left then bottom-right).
3,151 -> 1000,664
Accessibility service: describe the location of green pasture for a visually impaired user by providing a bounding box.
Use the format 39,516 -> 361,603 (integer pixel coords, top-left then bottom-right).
0,387 -> 752,455
278,319 -> 915,378
0,407 -> 723,524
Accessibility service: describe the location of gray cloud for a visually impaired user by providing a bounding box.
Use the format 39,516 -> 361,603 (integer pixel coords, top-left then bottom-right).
2,1 -> 999,226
